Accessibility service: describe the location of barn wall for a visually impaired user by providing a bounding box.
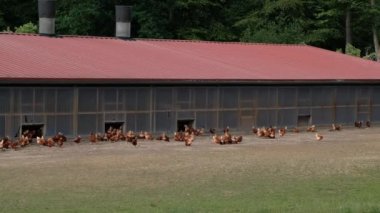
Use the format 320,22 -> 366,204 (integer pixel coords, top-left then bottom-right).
0,85 -> 379,137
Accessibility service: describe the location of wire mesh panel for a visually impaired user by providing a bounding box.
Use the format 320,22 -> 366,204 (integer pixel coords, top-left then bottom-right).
97,114 -> 104,133
220,87 -> 239,109
219,110 -> 239,129
137,88 -> 151,111
102,88 -> 118,112
78,88 -> 98,112
32,115 -> 44,124
0,116 -> 5,137
193,88 -> 207,109
13,89 -> 21,113
357,113 -> 370,122
11,115 -> 20,138
312,108 -> 334,125
155,88 -> 173,111
126,113 -> 150,132
336,86 -> 356,106
125,88 -> 137,111
240,87 -> 257,108
136,113 -> 150,132
154,111 -> 174,132
57,89 -> 74,113
176,88 -> 191,109
105,113 -> 124,122
177,111 -> 195,120
56,115 -> 73,135
278,87 -> 297,107
257,87 -> 277,108
206,88 -> 218,109
45,89 -> 56,113
357,87 -> 371,102
372,87 -> 380,105
277,109 -> 297,127
196,111 -> 217,129
312,87 -> 335,107
0,88 -> 10,113
298,87 -> 311,107
46,115 -> 56,136
193,87 -> 219,109
35,89 -> 44,113
335,107 -> 355,124
240,110 -> 255,130
372,106 -> 380,122
20,89 -> 34,113
78,114 -> 97,135
256,110 -> 277,127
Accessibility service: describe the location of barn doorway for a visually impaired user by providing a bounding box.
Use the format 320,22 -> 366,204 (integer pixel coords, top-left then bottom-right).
105,122 -> 124,132
21,124 -> 44,138
177,119 -> 194,132
297,115 -> 311,127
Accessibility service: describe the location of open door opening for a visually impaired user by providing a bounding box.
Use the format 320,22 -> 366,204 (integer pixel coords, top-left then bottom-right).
21,124 -> 44,138
105,122 -> 124,132
297,115 -> 311,127
177,119 -> 194,132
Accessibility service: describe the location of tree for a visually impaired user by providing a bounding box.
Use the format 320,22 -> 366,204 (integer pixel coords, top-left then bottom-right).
56,1 -> 111,36
15,22 -> 37,33
370,0 -> 380,61
0,0 -> 37,32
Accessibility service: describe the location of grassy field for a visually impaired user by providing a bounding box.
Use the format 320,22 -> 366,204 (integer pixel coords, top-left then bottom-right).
1,127 -> 380,213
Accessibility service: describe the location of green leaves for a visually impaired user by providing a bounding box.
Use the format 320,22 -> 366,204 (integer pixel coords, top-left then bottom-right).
15,22 -> 37,34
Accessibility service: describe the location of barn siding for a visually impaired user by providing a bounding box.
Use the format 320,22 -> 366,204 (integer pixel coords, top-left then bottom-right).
0,85 -> 379,137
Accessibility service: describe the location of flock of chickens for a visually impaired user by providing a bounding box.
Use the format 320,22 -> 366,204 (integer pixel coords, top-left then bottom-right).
0,120 -> 373,151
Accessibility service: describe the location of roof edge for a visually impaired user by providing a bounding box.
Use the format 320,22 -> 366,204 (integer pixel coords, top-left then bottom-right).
1,78 -> 380,86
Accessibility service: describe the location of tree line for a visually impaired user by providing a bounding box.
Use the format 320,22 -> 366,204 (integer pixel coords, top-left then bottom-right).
0,0 -> 379,61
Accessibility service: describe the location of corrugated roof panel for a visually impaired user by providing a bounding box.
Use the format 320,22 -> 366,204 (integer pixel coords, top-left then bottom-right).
0,33 -> 380,83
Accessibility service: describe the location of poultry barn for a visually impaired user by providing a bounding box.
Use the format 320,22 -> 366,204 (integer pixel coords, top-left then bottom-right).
1,2 -> 380,138
1,32 -> 380,138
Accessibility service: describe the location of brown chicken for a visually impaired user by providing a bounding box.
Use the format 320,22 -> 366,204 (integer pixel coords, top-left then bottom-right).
11,141 -> 19,150
366,120 -> 371,128
330,123 -> 342,131
57,138 -> 64,147
144,131 -> 153,140
19,136 -> 29,147
73,136 -> 81,143
307,125 -> 316,132
137,131 -> 145,139
37,136 -> 46,146
184,132 -> 194,146
174,132 -> 185,141
231,135 -> 243,144
131,138 -> 138,147
47,138 -> 55,147
354,121 -> 363,128
315,133 -> 324,141
89,132 -> 97,143
157,132 -> 170,142
278,127 -> 287,137
126,131 -> 136,143
212,135 -> 222,144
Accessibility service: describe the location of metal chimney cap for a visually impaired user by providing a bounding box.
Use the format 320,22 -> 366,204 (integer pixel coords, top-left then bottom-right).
115,5 -> 132,22
38,0 -> 56,18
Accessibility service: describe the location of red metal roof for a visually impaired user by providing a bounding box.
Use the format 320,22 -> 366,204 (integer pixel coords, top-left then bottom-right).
0,33 -> 380,84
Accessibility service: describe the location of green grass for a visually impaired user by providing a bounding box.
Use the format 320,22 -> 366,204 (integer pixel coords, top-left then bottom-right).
1,134 -> 380,213
2,167 -> 379,213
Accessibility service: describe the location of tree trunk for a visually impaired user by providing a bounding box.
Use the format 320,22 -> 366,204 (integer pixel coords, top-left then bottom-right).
345,6 -> 352,46
371,0 -> 380,61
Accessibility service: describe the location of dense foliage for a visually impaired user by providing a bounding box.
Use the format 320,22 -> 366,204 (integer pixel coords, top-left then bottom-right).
0,0 -> 379,58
